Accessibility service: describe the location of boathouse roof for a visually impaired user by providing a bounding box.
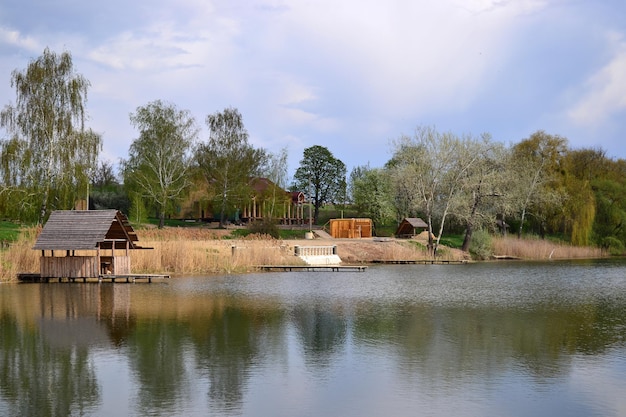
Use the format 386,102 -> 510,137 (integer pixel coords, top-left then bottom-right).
33,210 -> 144,251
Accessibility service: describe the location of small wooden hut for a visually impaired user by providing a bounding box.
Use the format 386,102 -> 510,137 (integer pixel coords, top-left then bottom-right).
329,218 -> 373,238
33,210 -> 148,279
395,217 -> 428,238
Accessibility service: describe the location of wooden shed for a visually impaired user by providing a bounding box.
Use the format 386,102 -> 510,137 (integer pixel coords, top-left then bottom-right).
329,218 -> 373,238
33,210 -> 147,279
395,217 -> 428,238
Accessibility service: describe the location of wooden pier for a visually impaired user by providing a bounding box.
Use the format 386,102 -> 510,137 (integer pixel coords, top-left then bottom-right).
259,265 -> 368,272
17,273 -> 170,283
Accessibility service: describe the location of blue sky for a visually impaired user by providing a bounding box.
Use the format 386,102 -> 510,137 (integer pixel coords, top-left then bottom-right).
1,0 -> 625,179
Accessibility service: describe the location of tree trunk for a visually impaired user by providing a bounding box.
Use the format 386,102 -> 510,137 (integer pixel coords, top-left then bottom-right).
518,207 -> 526,238
461,192 -> 480,252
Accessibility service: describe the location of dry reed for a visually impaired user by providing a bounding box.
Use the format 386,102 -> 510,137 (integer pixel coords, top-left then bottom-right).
491,236 -> 603,260
131,233 -> 304,275
0,225 -> 606,282
0,226 -> 40,282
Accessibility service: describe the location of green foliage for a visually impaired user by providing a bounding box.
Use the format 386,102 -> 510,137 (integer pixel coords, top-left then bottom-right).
0,221 -> 20,242
0,47 -> 101,223
230,226 -> 306,240
128,193 -> 149,225
196,107 -> 266,227
600,236 -> 625,256
349,164 -> 395,228
122,100 -> 198,228
439,234 -> 464,249
592,178 -> 626,247
469,229 -> 493,260
292,145 -> 347,223
247,218 -> 280,239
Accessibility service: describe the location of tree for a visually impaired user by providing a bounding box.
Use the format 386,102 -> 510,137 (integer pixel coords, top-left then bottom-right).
453,136 -> 509,252
510,131 -> 568,238
261,147 -> 289,219
349,164 -> 394,229
122,100 -> 198,228
389,127 -> 481,256
92,159 -> 118,189
195,107 -> 266,227
292,145 -> 346,224
0,47 -> 101,223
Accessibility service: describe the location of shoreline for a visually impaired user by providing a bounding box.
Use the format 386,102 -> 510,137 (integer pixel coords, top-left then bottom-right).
0,229 -> 607,281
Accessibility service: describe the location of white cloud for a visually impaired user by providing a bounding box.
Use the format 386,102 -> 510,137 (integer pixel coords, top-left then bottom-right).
0,26 -> 40,51
567,33 -> 626,126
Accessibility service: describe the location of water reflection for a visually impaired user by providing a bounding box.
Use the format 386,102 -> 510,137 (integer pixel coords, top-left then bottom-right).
1,259 -> 626,416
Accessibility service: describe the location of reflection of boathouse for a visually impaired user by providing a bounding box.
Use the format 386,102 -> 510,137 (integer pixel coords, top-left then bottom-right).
33,210 -> 148,280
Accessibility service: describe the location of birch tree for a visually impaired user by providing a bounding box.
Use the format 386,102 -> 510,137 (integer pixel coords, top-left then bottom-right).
195,107 -> 266,227
122,100 -> 198,228
0,48 -> 101,223
261,147 -> 289,218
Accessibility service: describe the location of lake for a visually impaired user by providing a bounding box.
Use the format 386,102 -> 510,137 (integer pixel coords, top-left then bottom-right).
2,259 -> 626,417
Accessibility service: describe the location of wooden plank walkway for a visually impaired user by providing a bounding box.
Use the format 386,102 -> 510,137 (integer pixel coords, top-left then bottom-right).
259,265 -> 367,272
17,273 -> 170,283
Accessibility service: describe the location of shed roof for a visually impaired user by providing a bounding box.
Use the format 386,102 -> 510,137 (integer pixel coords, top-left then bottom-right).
395,217 -> 428,237
33,210 -> 144,251
403,218 -> 428,228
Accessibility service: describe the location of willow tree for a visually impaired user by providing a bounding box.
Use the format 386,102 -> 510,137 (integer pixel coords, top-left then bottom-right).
195,107 -> 266,227
122,100 -> 198,228
510,131 -> 568,238
0,48 -> 101,223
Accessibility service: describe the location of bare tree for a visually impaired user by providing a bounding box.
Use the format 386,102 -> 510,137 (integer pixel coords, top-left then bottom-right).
389,126 -> 482,256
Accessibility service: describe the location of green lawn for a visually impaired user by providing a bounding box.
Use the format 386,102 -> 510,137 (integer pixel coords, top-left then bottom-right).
0,221 -> 21,242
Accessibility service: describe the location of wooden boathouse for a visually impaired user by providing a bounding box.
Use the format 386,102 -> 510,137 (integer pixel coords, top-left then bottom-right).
31,210 -> 155,282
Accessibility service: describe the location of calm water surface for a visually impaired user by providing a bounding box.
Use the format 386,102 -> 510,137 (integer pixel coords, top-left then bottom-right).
2,259 -> 626,417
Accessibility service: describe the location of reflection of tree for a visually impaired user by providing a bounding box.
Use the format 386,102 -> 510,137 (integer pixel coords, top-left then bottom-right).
291,305 -> 347,367
0,313 -> 100,417
191,305 -> 265,413
353,301 -> 626,388
126,319 -> 191,415
97,285 -> 137,347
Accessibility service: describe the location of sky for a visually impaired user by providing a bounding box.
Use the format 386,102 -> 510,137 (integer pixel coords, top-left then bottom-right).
1,0 -> 625,181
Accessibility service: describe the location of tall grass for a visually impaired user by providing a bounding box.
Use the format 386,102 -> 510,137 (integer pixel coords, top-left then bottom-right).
0,226 -> 40,281
0,225 -> 607,282
131,234 -> 303,275
491,236 -> 603,260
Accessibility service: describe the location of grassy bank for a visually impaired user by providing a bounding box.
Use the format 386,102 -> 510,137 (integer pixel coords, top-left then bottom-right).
0,226 -> 606,282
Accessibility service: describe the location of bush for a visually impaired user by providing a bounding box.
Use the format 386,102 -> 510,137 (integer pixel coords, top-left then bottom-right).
470,229 -> 493,260
247,218 -> 280,239
601,236 -> 625,256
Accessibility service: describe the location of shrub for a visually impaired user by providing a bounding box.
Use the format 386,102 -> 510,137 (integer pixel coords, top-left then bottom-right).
470,229 -> 493,260
601,236 -> 625,256
247,218 -> 280,239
